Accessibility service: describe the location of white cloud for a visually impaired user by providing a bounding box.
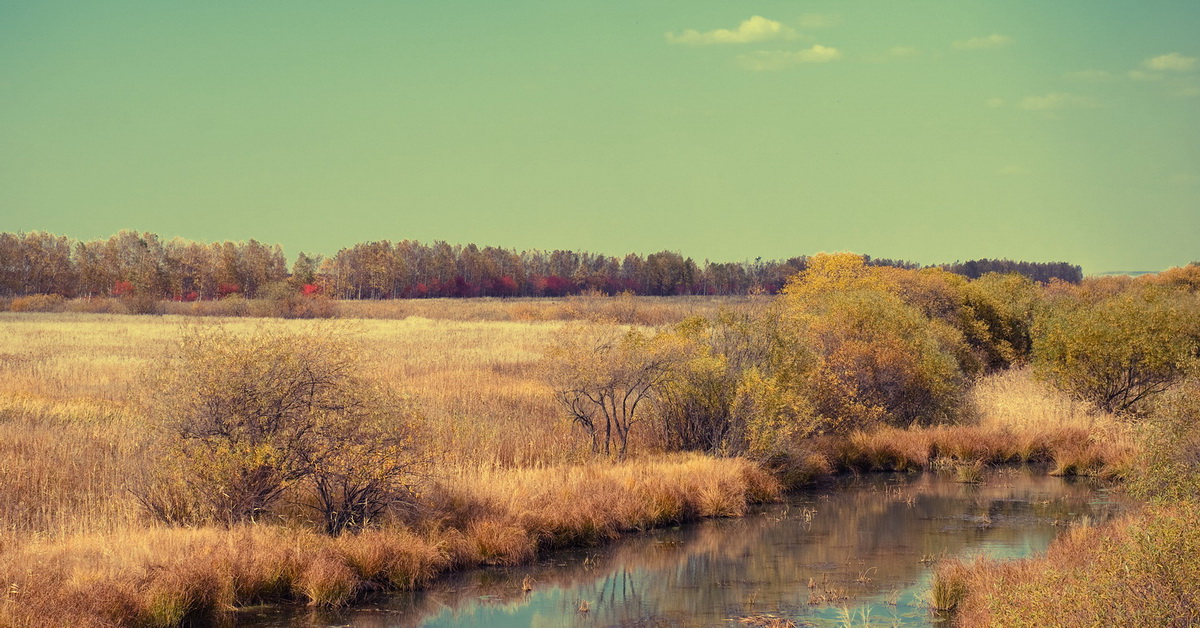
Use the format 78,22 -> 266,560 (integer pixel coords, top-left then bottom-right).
1016,92 -> 1098,111
952,34 -> 1011,50
666,16 -> 797,45
1145,52 -> 1197,72
797,13 -> 838,29
1128,69 -> 1163,81
737,45 -> 842,71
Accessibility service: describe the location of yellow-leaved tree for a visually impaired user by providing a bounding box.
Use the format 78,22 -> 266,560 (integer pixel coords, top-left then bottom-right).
779,253 -> 971,430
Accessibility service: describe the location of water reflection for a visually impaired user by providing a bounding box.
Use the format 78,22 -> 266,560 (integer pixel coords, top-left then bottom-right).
242,469 -> 1127,628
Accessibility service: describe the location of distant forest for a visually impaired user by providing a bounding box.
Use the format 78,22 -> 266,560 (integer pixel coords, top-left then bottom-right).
0,231 -> 1084,300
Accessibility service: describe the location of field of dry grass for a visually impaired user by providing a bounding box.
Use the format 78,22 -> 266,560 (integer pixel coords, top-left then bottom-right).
0,311 -> 780,626
0,308 -> 1154,627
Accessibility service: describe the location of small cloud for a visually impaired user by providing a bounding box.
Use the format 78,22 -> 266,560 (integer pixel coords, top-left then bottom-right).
1016,92 -> 1097,111
985,97 -> 1007,108
667,16 -> 797,45
888,46 -> 918,58
737,45 -> 841,71
1145,52 -> 1197,72
1128,69 -> 1163,81
952,34 -> 1011,50
1064,69 -> 1116,83
797,13 -> 838,29
998,165 -> 1030,176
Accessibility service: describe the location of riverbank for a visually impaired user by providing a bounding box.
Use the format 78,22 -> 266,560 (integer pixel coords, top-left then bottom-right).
0,455 -> 778,628
933,502 -> 1200,626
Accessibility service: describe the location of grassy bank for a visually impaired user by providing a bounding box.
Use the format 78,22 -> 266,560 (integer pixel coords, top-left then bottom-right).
0,455 -> 778,627
932,503 -> 1200,626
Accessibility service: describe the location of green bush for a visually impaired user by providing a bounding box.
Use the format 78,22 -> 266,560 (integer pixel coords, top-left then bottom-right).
1033,290 -> 1199,415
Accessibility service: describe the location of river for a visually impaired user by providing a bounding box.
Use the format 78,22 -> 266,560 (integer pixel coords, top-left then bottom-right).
240,468 -> 1128,627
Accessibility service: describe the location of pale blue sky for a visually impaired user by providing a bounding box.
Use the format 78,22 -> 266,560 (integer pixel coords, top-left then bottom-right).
1,1 -> 1197,273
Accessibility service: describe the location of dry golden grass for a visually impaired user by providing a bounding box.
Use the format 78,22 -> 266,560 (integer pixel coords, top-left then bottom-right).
834,368 -> 1138,476
0,455 -> 778,627
0,311 -> 1155,627
327,293 -> 748,325
937,503 -> 1200,627
0,312 -> 779,626
0,313 -> 584,542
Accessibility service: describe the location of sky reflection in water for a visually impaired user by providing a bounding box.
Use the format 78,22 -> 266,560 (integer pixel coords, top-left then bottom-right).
244,469 -> 1128,628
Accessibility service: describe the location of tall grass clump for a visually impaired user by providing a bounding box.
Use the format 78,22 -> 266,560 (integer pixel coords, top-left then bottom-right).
938,505 -> 1200,627
0,455 -> 776,627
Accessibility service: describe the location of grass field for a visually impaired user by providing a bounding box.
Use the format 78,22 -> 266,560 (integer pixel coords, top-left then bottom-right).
0,304 -> 1155,626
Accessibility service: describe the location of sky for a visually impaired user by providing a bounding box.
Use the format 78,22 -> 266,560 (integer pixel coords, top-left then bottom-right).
1,1 -> 1197,274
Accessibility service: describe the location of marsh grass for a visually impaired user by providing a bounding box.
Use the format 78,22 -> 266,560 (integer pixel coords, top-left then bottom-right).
833,368 -> 1137,477
0,312 -> 1154,627
0,455 -> 777,626
0,312 -> 777,626
935,504 -> 1200,626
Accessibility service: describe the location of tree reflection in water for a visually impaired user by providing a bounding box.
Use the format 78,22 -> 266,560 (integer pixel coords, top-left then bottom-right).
242,469 -> 1128,628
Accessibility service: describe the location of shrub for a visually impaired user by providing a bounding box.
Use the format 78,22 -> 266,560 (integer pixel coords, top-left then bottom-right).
9,294 -> 66,312
1127,379 -> 1200,502
1033,290 -> 1199,415
140,325 -> 423,533
652,312 -> 815,457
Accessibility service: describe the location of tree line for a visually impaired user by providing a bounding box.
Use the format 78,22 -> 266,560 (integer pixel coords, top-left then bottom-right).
0,230 -> 1083,300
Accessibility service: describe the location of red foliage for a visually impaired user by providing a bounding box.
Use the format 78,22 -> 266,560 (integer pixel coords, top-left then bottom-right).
301,283 -> 322,296
112,280 -> 134,297
536,275 -> 573,297
217,282 -> 241,298
450,276 -> 475,298
486,276 -> 519,297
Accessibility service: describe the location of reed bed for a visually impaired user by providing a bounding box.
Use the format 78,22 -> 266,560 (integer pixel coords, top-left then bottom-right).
832,368 -> 1138,477
0,455 -> 778,628
934,503 -> 1200,626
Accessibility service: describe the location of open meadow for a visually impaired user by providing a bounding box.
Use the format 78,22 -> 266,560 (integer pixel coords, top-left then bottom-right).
2,259 -> 1199,627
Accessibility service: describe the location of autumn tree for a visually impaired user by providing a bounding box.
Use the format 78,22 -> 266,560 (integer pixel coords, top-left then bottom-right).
653,309 -> 816,457
780,253 -> 971,430
548,325 -> 682,458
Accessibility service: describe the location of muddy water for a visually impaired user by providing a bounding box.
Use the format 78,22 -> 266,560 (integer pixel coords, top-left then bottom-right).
242,469 -> 1128,628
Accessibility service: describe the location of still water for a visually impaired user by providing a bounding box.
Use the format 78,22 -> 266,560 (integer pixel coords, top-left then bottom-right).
243,469 -> 1128,628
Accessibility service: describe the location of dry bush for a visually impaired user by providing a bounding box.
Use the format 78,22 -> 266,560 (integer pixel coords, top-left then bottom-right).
140,324 -> 424,533
65,297 -> 130,315
9,294 -> 67,312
